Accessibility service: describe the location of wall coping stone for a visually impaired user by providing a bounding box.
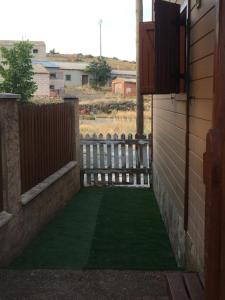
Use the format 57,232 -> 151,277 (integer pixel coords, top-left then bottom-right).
0,93 -> 20,99
0,211 -> 13,229
21,161 -> 77,206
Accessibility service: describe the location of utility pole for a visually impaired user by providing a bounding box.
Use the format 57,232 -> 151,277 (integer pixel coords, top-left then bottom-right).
99,19 -> 102,58
136,0 -> 144,136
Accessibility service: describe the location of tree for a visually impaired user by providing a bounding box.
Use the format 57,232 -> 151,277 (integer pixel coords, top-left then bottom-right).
49,48 -> 59,54
85,57 -> 111,88
0,41 -> 37,102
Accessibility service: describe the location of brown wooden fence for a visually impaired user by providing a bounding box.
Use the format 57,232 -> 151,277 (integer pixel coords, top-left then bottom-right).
0,125 -> 3,211
19,103 -> 74,194
80,133 -> 152,186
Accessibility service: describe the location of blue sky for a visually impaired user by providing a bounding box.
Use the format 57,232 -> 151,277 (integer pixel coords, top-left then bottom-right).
0,0 -> 152,61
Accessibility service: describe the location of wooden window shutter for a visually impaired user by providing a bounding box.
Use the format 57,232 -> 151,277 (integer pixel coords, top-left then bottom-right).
155,0 -> 180,94
139,22 -> 155,95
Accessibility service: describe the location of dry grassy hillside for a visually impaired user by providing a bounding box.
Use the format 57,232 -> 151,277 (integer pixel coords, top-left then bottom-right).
47,53 -> 136,71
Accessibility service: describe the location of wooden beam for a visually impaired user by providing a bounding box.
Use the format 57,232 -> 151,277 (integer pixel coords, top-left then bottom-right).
136,0 -> 144,136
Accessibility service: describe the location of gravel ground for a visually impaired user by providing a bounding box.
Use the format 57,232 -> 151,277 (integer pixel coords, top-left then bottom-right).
0,270 -> 170,300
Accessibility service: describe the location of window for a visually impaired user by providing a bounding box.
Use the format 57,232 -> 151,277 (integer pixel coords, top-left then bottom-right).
65,74 -> 71,81
33,49 -> 38,54
50,73 -> 56,79
155,0 -> 180,94
139,22 -> 155,94
50,85 -> 55,90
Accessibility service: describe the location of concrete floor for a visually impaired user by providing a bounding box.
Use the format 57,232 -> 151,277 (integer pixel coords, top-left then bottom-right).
0,270 -> 170,300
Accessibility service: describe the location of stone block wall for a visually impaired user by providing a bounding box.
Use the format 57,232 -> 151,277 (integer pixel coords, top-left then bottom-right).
153,166 -> 186,267
33,73 -> 50,97
0,164 -> 80,267
0,94 -> 80,267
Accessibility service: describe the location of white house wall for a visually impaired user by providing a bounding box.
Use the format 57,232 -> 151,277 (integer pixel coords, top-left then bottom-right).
153,0 -> 216,272
63,69 -> 93,86
46,68 -> 64,91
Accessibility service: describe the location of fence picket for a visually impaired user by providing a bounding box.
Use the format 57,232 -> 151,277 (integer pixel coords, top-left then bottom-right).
80,134 -> 84,171
85,134 -> 91,185
135,134 -> 141,185
99,134 -> 105,184
128,133 -> 134,184
143,142 -> 148,185
113,134 -> 119,184
121,134 -> 126,184
106,133 -> 112,184
92,133 -> 98,184
80,133 -> 152,187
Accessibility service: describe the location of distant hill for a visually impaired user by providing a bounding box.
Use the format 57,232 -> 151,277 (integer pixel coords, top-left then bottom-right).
47,53 -> 136,71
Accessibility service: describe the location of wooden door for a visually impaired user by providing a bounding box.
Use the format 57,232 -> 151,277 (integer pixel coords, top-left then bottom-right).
82,75 -> 89,86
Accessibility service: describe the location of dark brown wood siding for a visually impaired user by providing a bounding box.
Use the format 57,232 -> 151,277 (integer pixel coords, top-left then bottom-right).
19,103 -> 74,194
155,0 -> 180,94
139,22 -> 155,95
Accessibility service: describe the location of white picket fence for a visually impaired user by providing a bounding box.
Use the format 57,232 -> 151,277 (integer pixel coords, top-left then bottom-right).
80,133 -> 152,186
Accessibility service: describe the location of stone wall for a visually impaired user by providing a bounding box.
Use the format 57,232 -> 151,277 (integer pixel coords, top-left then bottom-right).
153,165 -> 204,271
153,166 -> 186,267
33,73 -> 50,97
0,94 -> 80,267
0,164 -> 80,267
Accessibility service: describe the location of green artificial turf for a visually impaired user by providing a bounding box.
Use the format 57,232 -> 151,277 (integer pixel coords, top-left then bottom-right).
11,188 -> 103,269
10,187 -> 178,270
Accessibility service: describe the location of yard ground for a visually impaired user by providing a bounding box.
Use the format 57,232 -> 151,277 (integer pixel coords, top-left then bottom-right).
10,188 -> 177,270
66,86 -> 151,136
1,187 -> 177,299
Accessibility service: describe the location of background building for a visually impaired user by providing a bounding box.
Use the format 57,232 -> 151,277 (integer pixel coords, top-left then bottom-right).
0,40 -> 46,61
33,60 -> 64,96
0,40 -> 136,98
112,78 -> 136,97
56,62 -> 93,87
33,64 -> 49,97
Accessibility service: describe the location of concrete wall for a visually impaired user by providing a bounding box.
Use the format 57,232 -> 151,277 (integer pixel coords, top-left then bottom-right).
31,42 -> 46,60
153,0 -> 215,271
0,40 -> 46,61
114,81 -> 123,95
33,73 -> 50,96
112,79 -> 136,97
47,68 -> 64,91
0,95 -> 80,267
124,82 -> 136,97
